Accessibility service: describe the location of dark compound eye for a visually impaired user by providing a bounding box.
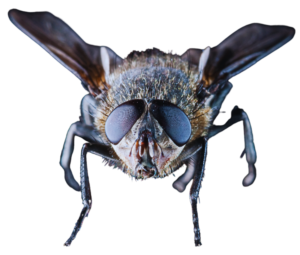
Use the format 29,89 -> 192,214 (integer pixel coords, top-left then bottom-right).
150,100 -> 191,146
105,100 -> 145,145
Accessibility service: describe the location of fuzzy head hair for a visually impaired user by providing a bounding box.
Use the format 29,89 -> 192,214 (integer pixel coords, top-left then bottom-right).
94,48 -> 212,179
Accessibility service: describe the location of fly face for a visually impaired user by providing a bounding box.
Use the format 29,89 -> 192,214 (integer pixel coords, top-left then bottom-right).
95,57 -> 206,180
105,99 -> 191,179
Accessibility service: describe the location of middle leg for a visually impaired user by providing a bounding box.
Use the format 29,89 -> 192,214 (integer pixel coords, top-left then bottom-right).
60,121 -> 102,191
208,106 -> 257,186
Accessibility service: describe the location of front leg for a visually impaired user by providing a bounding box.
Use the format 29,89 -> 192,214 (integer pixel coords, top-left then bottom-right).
208,106 -> 257,186
64,143 -> 108,246
172,82 -> 233,192
189,138 -> 208,246
60,121 -> 101,191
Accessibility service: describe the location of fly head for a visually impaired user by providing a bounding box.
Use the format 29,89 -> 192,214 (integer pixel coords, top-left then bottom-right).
105,99 -> 192,179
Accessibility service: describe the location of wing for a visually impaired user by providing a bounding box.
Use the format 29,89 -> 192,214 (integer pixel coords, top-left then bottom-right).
182,23 -> 295,94
8,9 -> 123,96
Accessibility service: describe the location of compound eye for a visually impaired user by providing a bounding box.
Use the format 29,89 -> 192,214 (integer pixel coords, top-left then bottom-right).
150,100 -> 191,146
105,100 -> 145,145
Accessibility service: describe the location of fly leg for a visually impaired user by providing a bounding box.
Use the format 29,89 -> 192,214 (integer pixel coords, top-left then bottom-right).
64,143 -> 92,246
60,94 -> 108,191
64,143 -> 109,246
189,138 -> 208,246
172,82 -> 232,192
60,121 -> 101,191
208,106 -> 257,186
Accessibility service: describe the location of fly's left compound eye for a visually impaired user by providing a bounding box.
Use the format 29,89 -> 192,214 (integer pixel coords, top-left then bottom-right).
105,100 -> 145,145
150,100 -> 191,146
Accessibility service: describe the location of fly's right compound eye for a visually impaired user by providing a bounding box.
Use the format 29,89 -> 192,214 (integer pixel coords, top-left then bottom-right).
105,100 -> 145,145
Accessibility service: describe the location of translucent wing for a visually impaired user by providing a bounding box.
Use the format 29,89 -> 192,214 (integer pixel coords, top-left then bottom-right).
203,22 -> 296,93
181,22 -> 297,96
8,9 -> 123,96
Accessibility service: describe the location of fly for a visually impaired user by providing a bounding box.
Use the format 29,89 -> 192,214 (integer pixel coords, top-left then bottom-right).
8,9 -> 295,247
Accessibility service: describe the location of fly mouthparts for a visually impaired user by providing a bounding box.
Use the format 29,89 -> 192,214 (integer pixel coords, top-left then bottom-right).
134,163 -> 158,179
138,135 -> 145,157
148,136 -> 155,158
137,131 -> 161,160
